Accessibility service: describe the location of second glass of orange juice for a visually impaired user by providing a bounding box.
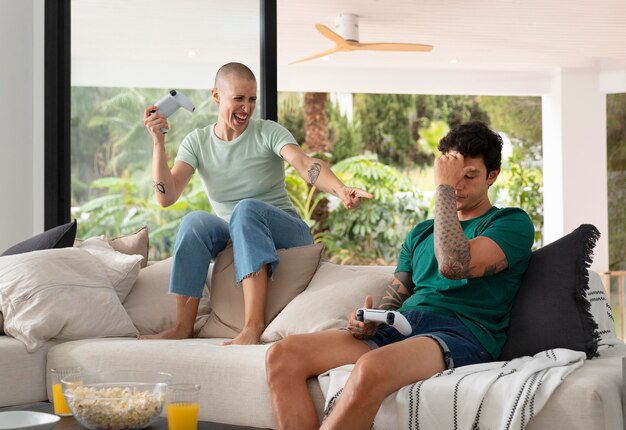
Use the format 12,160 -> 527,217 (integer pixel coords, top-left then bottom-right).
49,366 -> 81,416
166,383 -> 201,430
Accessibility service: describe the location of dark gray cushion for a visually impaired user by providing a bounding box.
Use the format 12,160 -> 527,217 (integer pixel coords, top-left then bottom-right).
499,224 -> 600,360
1,220 -> 77,256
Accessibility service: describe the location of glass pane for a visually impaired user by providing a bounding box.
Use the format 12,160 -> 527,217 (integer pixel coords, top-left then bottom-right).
276,90 -> 544,265
71,0 -> 260,260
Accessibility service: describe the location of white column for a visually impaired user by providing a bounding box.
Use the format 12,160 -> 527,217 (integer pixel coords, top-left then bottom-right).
0,0 -> 36,252
542,68 -> 609,271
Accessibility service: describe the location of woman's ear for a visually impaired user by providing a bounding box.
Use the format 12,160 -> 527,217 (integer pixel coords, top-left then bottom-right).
211,87 -> 220,104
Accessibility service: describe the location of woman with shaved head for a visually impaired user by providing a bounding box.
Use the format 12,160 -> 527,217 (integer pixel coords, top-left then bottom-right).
144,62 -> 372,345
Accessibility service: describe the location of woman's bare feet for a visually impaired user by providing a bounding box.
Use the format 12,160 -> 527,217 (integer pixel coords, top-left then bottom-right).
222,323 -> 265,345
139,326 -> 193,340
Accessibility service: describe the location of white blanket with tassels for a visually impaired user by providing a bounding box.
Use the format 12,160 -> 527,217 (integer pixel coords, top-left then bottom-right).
318,348 -> 586,430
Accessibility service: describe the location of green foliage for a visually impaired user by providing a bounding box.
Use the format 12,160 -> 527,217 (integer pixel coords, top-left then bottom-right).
413,95 -> 490,129
72,173 -> 212,261
327,99 -> 364,162
353,94 -> 416,167
319,155 -> 430,265
478,96 -> 542,161
607,93 -> 626,270
417,120 -> 450,157
277,92 -> 306,145
490,153 -> 544,247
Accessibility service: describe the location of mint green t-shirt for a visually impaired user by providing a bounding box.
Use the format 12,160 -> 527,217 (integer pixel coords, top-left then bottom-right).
175,119 -> 297,221
396,206 -> 534,359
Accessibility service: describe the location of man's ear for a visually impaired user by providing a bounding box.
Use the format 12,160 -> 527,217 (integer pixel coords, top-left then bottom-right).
487,168 -> 500,186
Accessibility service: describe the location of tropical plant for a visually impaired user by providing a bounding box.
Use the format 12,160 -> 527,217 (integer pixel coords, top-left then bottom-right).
319,154 -> 430,265
490,152 -> 544,247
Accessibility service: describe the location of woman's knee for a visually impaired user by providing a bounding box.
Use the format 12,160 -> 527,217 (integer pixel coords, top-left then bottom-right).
231,199 -> 265,223
179,211 -> 223,236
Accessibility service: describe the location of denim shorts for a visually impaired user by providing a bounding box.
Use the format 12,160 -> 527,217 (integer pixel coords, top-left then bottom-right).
362,310 -> 492,369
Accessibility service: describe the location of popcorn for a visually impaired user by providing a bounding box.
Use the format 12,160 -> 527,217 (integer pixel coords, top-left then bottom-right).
65,385 -> 164,430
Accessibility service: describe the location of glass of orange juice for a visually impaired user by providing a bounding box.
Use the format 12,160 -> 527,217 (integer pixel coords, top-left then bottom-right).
49,366 -> 81,416
166,383 -> 201,430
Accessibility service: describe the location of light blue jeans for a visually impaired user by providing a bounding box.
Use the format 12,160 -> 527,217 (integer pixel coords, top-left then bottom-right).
169,199 -> 314,298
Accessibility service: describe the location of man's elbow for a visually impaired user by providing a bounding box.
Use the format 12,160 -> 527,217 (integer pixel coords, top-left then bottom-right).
438,263 -> 468,280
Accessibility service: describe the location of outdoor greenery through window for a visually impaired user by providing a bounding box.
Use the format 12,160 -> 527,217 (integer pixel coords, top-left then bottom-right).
71,91 -> 545,265
607,93 -> 626,272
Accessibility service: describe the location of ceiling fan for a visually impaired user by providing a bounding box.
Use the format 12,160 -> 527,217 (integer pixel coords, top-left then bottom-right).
290,13 -> 433,65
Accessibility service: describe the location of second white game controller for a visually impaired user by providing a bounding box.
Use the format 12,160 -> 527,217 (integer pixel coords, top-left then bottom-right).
152,90 -> 195,134
356,308 -> 413,336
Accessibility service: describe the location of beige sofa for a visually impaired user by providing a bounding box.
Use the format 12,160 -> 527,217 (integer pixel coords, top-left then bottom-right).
0,257 -> 624,429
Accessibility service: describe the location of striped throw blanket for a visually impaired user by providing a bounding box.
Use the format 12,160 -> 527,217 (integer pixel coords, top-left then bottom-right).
318,348 -> 586,430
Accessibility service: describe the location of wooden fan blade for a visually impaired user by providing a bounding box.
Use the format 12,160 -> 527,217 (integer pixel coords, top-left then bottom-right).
315,23 -> 348,46
289,47 -> 339,65
356,42 -> 433,52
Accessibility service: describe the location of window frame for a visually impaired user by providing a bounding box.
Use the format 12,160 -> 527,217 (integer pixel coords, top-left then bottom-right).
44,0 -> 278,229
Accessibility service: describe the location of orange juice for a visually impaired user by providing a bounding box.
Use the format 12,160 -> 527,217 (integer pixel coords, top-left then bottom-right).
52,383 -> 71,415
167,402 -> 199,430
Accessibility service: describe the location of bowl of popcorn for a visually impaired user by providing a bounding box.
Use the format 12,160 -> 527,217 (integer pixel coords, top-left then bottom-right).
61,370 -> 172,430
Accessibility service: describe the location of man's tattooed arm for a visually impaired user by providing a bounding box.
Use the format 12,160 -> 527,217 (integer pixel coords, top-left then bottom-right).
378,272 -> 414,310
434,184 -> 471,280
153,181 -> 166,195
307,162 -> 322,185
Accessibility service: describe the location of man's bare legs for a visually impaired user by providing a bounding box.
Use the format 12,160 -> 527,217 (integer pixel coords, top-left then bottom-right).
267,331 -> 445,430
223,265 -> 269,345
139,295 -> 200,339
266,330 -> 371,430
319,336 -> 445,430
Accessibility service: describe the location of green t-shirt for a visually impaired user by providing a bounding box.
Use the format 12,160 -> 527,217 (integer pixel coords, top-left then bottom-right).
175,119 -> 297,221
396,206 -> 534,359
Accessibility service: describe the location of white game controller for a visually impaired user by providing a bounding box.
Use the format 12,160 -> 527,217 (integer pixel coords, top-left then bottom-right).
152,90 -> 195,134
356,308 -> 413,336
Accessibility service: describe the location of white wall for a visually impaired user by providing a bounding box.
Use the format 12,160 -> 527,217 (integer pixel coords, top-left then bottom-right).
0,0 -> 44,253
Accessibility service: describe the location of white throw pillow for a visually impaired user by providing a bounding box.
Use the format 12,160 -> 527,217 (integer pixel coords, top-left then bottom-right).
0,248 -> 138,352
587,269 -> 617,343
77,236 -> 143,303
122,258 -> 211,336
261,262 -> 394,343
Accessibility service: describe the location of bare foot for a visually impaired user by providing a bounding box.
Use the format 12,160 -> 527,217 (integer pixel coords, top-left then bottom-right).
222,324 -> 265,345
139,326 -> 193,340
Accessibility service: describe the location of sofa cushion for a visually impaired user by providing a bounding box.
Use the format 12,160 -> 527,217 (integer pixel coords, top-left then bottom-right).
1,219 -> 77,256
261,262 -> 394,343
197,242 -> 323,339
0,336 -> 59,407
500,224 -> 601,360
76,236 -> 143,303
0,248 -> 138,352
122,258 -> 211,336
75,226 -> 149,268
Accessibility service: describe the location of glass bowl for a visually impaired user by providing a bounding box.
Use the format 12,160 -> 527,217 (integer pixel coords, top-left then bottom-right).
61,370 -> 172,430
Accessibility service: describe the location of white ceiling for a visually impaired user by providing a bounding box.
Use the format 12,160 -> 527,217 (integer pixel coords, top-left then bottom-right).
71,0 -> 626,93
279,0 -> 626,71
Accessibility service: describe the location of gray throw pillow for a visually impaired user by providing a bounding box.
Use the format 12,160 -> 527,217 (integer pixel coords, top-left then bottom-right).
499,224 -> 600,360
1,220 -> 77,256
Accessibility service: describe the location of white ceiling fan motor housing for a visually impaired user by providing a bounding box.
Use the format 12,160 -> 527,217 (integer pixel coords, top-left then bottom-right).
334,13 -> 359,42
